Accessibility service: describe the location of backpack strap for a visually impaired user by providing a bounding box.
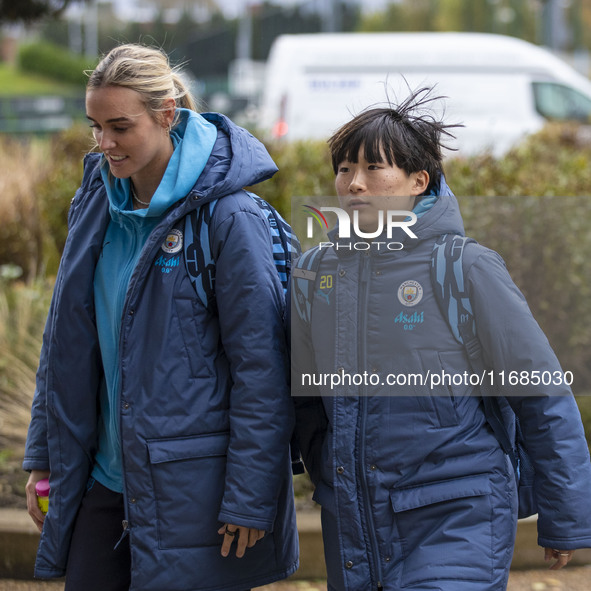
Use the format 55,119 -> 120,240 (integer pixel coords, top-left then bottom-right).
431,234 -> 517,468
292,247 -> 326,325
185,199 -> 219,310
184,194 -> 300,310
246,192 -> 301,294
431,234 -> 476,344
290,247 -> 327,477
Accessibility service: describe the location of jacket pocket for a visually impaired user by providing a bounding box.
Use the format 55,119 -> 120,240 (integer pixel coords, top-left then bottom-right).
147,432 -> 229,549
390,473 -> 494,586
173,296 -> 214,379
416,350 -> 465,427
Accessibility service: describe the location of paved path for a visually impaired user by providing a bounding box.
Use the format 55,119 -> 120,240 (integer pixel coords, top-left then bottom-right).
2,509 -> 590,590
2,567 -> 591,591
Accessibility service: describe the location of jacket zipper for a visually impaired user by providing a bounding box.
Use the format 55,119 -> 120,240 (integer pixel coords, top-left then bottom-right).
357,253 -> 383,590
114,199 -> 189,540
108,200 -> 198,560
116,218 -> 141,546
112,202 -> 192,555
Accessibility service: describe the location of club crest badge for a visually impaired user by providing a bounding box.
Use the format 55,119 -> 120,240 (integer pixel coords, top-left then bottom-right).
162,229 -> 183,254
397,280 -> 423,307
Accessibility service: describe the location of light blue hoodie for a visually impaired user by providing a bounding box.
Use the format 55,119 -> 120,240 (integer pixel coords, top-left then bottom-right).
92,109 -> 217,492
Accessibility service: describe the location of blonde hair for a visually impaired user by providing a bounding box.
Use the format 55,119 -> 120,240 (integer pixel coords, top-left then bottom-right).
87,43 -> 198,126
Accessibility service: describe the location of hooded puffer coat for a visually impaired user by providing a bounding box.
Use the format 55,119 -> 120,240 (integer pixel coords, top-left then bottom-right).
292,177 -> 591,591
24,113 -> 299,591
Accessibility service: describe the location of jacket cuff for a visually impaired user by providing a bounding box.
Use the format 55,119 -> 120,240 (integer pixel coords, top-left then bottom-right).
217,509 -> 274,533
22,456 -> 50,472
538,534 -> 591,550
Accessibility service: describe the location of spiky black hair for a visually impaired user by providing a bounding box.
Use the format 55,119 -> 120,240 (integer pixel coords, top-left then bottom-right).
328,85 -> 462,194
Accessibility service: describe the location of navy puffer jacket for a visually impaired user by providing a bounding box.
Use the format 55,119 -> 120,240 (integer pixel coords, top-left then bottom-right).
24,113 -> 299,591
292,178 -> 591,591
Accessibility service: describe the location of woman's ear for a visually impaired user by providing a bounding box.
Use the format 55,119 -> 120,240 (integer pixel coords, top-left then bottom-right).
411,170 -> 430,196
161,98 -> 176,129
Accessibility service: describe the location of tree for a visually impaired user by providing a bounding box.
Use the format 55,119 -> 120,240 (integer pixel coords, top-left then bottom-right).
361,0 -> 437,33
0,0 -> 74,23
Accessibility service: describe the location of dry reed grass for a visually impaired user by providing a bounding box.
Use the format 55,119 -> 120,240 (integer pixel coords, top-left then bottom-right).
0,137 -> 53,280
0,281 -> 51,449
0,136 -> 56,450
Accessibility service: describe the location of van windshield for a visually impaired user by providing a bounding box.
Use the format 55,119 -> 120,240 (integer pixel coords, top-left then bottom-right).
533,82 -> 591,122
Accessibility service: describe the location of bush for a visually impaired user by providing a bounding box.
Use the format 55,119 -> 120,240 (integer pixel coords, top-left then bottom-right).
0,126 -> 92,278
247,139 -> 334,221
445,123 -> 591,197
18,41 -> 97,87
445,125 -> 591,394
457,194 -> 591,394
37,124 -> 94,274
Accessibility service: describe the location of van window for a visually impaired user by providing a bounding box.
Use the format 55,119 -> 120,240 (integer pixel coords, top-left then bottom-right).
533,82 -> 591,122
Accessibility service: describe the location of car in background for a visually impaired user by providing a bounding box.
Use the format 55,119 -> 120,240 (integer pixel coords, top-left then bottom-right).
259,32 -> 591,157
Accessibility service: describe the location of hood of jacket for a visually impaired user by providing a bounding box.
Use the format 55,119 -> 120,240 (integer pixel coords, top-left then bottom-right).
191,112 -> 278,205
410,175 -> 465,243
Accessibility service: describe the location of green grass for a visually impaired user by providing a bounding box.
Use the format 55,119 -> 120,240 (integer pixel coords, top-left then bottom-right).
0,63 -> 81,96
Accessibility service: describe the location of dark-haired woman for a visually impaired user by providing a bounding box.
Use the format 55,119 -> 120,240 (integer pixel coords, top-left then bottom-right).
292,88 -> 591,591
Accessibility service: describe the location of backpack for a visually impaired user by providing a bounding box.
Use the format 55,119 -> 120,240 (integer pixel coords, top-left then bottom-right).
430,234 -> 536,519
184,191 -> 301,311
292,235 -> 537,519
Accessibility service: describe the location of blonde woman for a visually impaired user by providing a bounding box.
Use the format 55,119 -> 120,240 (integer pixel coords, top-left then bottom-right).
24,43 -> 298,591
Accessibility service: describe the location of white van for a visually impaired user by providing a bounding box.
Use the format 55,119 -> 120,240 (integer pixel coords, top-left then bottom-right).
259,32 -> 591,156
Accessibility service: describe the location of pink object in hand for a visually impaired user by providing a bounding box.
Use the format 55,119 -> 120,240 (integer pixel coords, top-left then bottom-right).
35,478 -> 50,514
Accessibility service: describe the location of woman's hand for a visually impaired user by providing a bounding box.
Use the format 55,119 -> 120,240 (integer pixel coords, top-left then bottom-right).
218,523 -> 265,558
25,470 -> 50,532
544,547 -> 575,570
